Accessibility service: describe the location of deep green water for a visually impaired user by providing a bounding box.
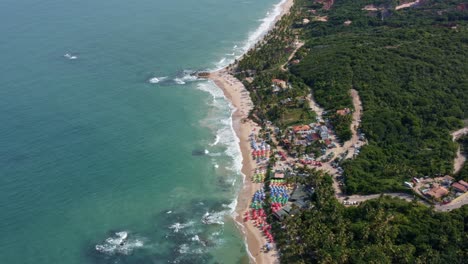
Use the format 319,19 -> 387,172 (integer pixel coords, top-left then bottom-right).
0,0 -> 284,263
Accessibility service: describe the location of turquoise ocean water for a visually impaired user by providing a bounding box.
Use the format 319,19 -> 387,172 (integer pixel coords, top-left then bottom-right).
0,0 -> 285,263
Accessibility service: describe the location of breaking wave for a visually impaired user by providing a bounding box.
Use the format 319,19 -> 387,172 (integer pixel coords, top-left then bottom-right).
242,0 -> 288,54
169,221 -> 195,233
64,53 -> 78,60
173,70 -> 199,85
201,211 -> 225,225
209,0 -> 289,70
148,76 -> 168,84
210,135 -> 220,146
95,231 -> 144,256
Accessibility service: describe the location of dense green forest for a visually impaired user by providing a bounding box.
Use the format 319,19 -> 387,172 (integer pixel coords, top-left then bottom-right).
291,0 -> 468,193
456,135 -> 468,181
235,3 -> 318,128
274,171 -> 468,263
234,0 -> 468,262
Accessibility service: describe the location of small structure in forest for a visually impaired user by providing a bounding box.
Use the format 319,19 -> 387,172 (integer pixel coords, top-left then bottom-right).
426,184 -> 449,200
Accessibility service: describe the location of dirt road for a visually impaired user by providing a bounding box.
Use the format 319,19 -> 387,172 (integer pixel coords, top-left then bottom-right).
280,41 -> 304,71
308,89 -> 365,197
452,127 -> 467,174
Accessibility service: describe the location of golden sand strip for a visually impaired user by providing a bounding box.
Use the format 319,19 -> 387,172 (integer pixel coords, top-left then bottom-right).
207,1 -> 295,263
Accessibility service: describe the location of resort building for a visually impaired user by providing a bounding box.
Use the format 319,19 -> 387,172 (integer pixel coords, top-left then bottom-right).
452,182 -> 467,193
426,184 -> 449,200
458,180 -> 468,189
293,125 -> 311,134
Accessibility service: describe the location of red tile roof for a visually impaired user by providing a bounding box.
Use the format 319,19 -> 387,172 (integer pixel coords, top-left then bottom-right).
426,186 -> 449,199
293,125 -> 311,133
452,182 -> 467,193
459,180 -> 468,188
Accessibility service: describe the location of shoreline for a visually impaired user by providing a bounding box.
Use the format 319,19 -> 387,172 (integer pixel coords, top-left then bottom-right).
208,0 -> 295,263
209,70 -> 278,264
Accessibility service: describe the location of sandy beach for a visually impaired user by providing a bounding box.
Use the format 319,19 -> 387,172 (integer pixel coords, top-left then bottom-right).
208,1 -> 295,263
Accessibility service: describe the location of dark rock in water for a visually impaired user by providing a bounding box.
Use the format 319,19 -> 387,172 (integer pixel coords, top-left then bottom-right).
196,71 -> 210,78
192,149 -> 207,156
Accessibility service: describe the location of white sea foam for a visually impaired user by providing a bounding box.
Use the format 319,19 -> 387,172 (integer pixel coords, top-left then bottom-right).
178,243 -> 205,255
149,76 -> 168,84
64,53 -> 78,60
169,221 -> 194,233
196,81 -> 225,100
222,199 -> 238,213
224,103 -> 243,174
95,231 -> 144,255
208,0 -> 288,71
215,57 -> 227,69
173,70 -> 199,85
201,211 -> 225,225
196,82 -> 244,220
210,135 -> 220,146
241,0 -> 288,54
174,78 -> 186,85
179,244 -> 190,254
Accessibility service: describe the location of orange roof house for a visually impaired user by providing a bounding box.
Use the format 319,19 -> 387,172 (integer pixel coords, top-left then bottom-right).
426,185 -> 449,199
336,108 -> 351,116
293,125 -> 311,133
272,79 -> 287,89
452,182 -> 467,193
459,180 -> 468,188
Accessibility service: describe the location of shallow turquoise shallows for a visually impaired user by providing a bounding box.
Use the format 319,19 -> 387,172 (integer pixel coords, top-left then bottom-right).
0,0 -> 282,263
